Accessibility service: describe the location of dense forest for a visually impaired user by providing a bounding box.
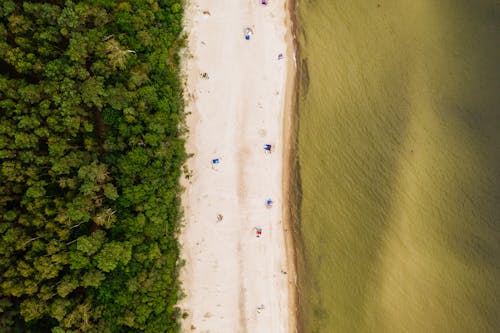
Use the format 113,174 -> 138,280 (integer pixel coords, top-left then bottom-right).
0,0 -> 186,332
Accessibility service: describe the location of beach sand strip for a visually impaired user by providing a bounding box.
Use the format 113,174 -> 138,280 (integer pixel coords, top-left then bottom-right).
179,0 -> 297,332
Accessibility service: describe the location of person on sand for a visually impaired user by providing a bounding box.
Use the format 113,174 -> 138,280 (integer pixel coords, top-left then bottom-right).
216,214 -> 223,222
265,198 -> 273,208
211,158 -> 220,169
244,27 -> 253,40
255,227 -> 263,238
256,304 -> 265,313
264,144 -> 272,153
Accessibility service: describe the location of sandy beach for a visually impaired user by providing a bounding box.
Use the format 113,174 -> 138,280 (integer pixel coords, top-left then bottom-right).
179,0 -> 296,332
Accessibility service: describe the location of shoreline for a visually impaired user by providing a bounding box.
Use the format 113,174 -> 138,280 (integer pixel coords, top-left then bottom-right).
282,0 -> 300,332
179,0 -> 299,332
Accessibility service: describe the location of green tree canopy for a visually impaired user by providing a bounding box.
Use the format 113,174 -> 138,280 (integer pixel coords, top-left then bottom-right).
0,0 -> 186,331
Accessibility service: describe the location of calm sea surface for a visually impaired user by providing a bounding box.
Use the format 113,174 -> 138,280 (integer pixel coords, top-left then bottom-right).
296,1 -> 500,332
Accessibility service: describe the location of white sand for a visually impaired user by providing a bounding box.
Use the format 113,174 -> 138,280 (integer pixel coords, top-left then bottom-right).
179,0 -> 296,332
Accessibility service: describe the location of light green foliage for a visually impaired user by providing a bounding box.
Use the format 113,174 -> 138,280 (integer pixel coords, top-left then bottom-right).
20,298 -> 47,322
81,269 -> 105,288
95,241 -> 132,272
50,298 -> 72,322
81,76 -> 106,109
77,230 -> 106,255
57,277 -> 79,298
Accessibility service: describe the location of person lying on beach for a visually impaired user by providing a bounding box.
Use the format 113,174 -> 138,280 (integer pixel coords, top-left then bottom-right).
255,227 -> 263,238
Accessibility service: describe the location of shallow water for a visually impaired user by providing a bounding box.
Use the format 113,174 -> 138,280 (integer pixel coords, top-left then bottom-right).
296,1 -> 500,332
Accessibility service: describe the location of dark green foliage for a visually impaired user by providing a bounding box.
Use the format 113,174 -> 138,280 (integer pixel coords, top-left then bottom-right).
0,0 -> 185,331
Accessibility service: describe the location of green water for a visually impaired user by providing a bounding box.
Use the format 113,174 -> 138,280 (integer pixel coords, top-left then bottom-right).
296,1 -> 500,332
